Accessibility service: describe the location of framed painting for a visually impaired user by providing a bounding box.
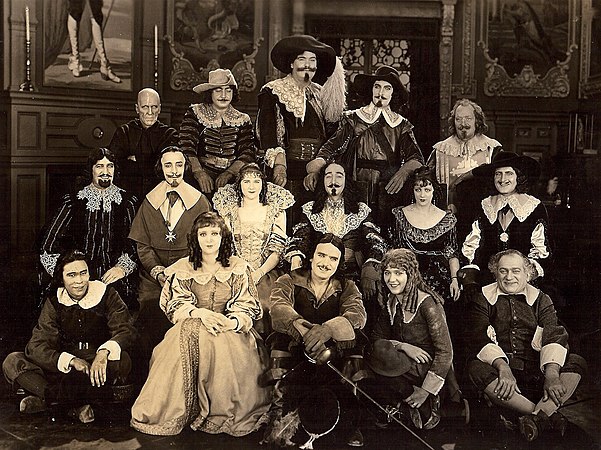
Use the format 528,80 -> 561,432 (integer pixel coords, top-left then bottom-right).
42,0 -> 133,91
165,0 -> 263,92
477,0 -> 578,97
580,0 -> 601,97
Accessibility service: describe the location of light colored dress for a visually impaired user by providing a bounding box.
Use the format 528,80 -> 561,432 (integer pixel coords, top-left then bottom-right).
130,256 -> 270,436
213,182 -> 294,333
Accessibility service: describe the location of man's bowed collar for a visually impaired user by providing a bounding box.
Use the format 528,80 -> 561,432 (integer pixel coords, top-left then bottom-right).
482,193 -> 540,224
57,280 -> 106,309
356,103 -> 404,128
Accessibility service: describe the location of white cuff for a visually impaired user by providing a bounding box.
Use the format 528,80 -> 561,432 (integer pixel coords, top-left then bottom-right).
264,147 -> 286,168
422,370 -> 446,395
540,343 -> 567,372
531,259 -> 545,278
477,343 -> 508,366
58,352 -> 76,373
97,340 -> 122,361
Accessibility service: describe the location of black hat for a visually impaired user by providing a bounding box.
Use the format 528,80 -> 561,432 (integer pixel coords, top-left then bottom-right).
353,65 -> 409,106
366,339 -> 413,377
270,35 -> 337,85
472,151 -> 541,180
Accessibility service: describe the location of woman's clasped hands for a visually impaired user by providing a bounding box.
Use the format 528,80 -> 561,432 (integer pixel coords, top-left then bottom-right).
193,308 -> 237,335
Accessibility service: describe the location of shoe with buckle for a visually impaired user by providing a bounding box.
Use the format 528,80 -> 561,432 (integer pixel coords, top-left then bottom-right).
346,428 -> 364,447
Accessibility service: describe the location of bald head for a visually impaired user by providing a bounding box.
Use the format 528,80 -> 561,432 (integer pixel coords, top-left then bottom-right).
136,88 -> 161,128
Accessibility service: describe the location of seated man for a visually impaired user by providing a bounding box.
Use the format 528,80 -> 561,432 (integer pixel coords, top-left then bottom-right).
466,249 -> 586,442
2,250 -> 136,423
361,248 -> 453,431
128,146 -> 211,365
263,234 -> 367,448
285,161 -> 386,331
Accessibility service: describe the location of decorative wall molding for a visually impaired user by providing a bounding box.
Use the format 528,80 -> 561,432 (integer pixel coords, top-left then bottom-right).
478,0 -> 578,97
450,0 -> 477,98
580,0 -> 601,98
439,0 -> 456,138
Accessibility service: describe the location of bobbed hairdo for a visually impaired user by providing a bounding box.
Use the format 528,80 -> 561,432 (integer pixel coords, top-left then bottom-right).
51,249 -> 89,291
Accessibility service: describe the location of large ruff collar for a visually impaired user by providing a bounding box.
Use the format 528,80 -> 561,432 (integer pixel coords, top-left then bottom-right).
191,103 -> 250,128
77,184 -> 123,213
482,193 -> 540,224
265,75 -> 321,121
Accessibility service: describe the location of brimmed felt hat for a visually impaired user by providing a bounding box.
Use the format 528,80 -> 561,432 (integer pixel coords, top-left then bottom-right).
472,151 -> 541,180
270,35 -> 337,85
353,65 -> 409,106
366,339 -> 413,377
193,69 -> 237,94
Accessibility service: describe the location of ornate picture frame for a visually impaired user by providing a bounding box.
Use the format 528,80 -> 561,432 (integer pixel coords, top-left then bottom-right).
42,0 -> 134,91
477,0 -> 578,97
165,0 -> 263,93
580,0 -> 601,98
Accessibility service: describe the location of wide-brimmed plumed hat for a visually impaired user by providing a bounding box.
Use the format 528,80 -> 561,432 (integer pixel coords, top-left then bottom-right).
270,35 -> 337,85
472,150 -> 541,180
353,65 -> 409,106
193,68 -> 238,94
366,339 -> 413,377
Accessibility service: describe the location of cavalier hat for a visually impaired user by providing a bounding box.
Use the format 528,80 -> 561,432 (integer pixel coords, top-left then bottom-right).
353,65 -> 409,106
472,150 -> 541,180
193,68 -> 238,94
366,339 -> 413,377
270,35 -> 337,85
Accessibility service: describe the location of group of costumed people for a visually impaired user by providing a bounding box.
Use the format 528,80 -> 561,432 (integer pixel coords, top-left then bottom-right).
2,32 -> 587,449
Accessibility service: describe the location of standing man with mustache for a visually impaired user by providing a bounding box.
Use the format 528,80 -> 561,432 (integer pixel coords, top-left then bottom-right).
179,69 -> 257,196
256,35 -> 346,223
427,99 -> 501,238
128,146 -> 211,365
305,66 -> 424,234
39,148 -> 138,309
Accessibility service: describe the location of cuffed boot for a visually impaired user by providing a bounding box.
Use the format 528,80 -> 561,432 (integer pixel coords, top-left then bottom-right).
90,18 -> 121,83
519,410 -> 551,442
258,350 -> 291,387
67,15 -> 83,77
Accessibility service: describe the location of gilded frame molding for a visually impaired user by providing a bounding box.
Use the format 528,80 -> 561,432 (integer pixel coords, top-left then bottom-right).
580,0 -> 601,98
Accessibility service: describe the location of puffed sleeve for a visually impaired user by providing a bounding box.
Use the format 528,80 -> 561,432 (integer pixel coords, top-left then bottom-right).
160,274 -> 197,324
224,267 -> 263,333
39,194 -> 74,276
314,114 -> 355,162
359,210 -> 387,264
178,106 -> 203,160
270,274 -> 304,341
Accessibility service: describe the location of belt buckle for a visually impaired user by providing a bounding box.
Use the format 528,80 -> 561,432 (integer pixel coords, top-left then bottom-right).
213,156 -> 229,169
78,342 -> 89,350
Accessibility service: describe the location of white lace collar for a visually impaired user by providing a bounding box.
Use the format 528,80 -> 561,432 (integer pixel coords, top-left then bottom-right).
265,75 -> 321,121
191,103 -> 250,128
212,183 -> 295,218
57,280 -> 106,309
433,134 -> 500,158
482,282 -> 539,306
301,201 -> 371,238
482,194 -> 540,224
164,255 -> 248,285
77,184 -> 123,213
147,181 -> 202,210
387,291 -> 430,324
355,103 -> 404,128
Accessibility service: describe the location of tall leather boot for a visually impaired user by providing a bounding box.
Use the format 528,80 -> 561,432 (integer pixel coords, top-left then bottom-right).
90,18 -> 121,83
67,15 -> 83,77
258,350 -> 291,387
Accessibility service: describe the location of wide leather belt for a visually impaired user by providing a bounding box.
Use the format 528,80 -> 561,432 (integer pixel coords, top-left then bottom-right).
201,155 -> 231,170
288,139 -> 321,161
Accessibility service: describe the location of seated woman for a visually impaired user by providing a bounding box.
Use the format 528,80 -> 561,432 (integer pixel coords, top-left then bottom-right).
130,212 -> 271,436
212,163 -> 294,335
2,250 -> 135,423
361,248 -> 453,430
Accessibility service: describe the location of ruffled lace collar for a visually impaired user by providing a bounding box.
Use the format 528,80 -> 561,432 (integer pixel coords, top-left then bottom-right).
265,75 -> 321,121
57,280 -> 106,309
191,103 -> 250,128
77,184 -> 123,213
212,183 -> 295,219
164,255 -> 248,285
302,201 -> 371,238
482,282 -> 539,306
393,208 -> 457,243
355,103 -> 404,128
482,194 -> 540,224
433,134 -> 500,158
147,181 -> 202,210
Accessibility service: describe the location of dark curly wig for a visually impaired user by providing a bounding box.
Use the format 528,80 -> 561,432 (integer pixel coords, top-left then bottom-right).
403,166 -> 444,207
83,147 -> 119,185
153,146 -> 191,179
187,212 -> 234,270
312,161 -> 362,215
51,249 -> 89,291
483,166 -> 530,196
235,163 -> 268,206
